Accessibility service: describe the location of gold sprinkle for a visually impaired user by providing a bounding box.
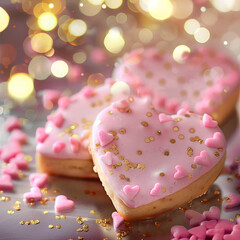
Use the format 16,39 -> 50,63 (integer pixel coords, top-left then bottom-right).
173,126 -> 179,132
184,114 -> 190,118
31,220 -> 35,225
137,150 -> 142,155
145,138 -> 150,143
19,221 -> 25,225
207,80 -> 213,86
164,151 -> 169,156
48,224 -> 54,229
191,164 -> 197,169
77,228 -> 83,232
189,128 -> 195,133
78,237 -> 84,240
180,90 -> 187,96
187,147 -> 193,157
109,131 -> 116,136
159,78 -> 165,85
178,76 -> 184,83
24,155 -> 33,162
170,139 -> 176,144
227,178 -> 233,183
162,187 -> 166,193
25,221 -> 31,225
178,134 -> 184,140
160,172 -> 165,177
157,130 -> 162,135
56,224 -> 61,229
109,170 -> 113,175
34,220 -> 40,225
149,104 -> 154,109
193,90 -> 200,97
146,71 -> 153,78
7,210 -> 14,214
214,190 -> 221,195
230,218 -> 235,222
215,152 -> 220,157
149,136 -> 155,141
146,112 -> 152,117
60,214 -> 66,219
155,221 -> 161,227
119,128 -> 126,134
201,198 -> 208,204
141,121 -> 148,127
188,174 -> 193,179
218,148 -> 223,152
119,155 -> 124,160
117,161 -> 122,166
174,117 -> 182,122
164,62 -> 171,69
43,211 -> 48,215
108,110 -> 113,115
128,96 -> 134,102
55,215 -> 60,220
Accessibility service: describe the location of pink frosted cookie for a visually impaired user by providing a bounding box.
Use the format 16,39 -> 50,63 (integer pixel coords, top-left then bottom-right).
36,80 -> 130,178
90,96 -> 226,220
113,47 -> 240,124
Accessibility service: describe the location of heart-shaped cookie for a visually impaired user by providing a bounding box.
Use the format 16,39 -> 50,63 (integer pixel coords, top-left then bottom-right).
113,47 -> 240,124
36,80 -> 130,178
90,96 -> 226,220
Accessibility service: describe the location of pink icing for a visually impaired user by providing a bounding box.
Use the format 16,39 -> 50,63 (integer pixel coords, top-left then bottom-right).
42,89 -> 61,109
54,195 -> 74,213
0,174 -> 14,191
194,150 -> 210,166
9,129 -> 28,145
112,211 -> 124,231
52,141 -> 66,153
205,132 -> 226,148
23,187 -> 42,202
36,81 -> 128,162
47,112 -> 65,128
202,114 -> 218,128
29,173 -> 48,188
58,96 -> 71,109
113,47 -> 240,115
4,116 -> 22,132
10,153 -> 28,170
92,96 -> 226,208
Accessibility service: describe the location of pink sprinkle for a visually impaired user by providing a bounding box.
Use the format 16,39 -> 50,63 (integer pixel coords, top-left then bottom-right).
47,112 -> 65,128
150,183 -> 161,196
171,225 -> 190,238
174,165 -> 188,180
58,96 -> 71,109
55,195 -> 74,213
203,206 -> 220,221
42,89 -> 61,109
188,225 -> 207,239
137,86 -> 152,97
35,128 -> 49,143
52,141 -> 66,153
205,132 -> 226,149
207,228 -> 224,240
215,219 -> 234,233
4,116 -> 22,132
112,99 -> 129,112
223,225 -> 240,240
202,114 -> 218,128
123,185 -> 140,201
29,173 -> 48,188
2,163 -> 19,179
1,142 -> 22,163
9,129 -> 28,145
201,220 -> 218,229
194,150 -> 211,167
99,152 -> 113,166
158,113 -> 172,123
112,212 -> 124,231
81,86 -> 95,98
165,98 -> 179,113
185,209 -> 205,227
153,95 -> 166,108
0,174 -> 14,191
177,108 -> 189,115
10,153 -> 28,170
98,130 -> 114,147
69,137 -> 81,153
23,187 -> 42,202
224,193 -> 240,209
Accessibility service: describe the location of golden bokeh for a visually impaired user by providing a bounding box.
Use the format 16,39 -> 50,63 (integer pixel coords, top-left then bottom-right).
0,7 -> 10,32
51,60 -> 69,78
38,12 -> 57,31
87,73 -> 105,87
31,33 -> 53,53
68,19 -> 87,37
173,45 -> 191,64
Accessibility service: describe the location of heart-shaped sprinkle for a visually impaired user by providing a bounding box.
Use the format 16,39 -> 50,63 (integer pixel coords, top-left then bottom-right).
203,206 -> 220,220
188,225 -> 207,239
10,153 -> 28,170
97,130 -> 114,147
112,211 -> 124,231
171,225 -> 190,238
58,96 -> 71,109
47,112 -> 65,128
0,174 -> 14,191
123,185 -> 140,201
202,114 -> 218,128
177,108 -> 189,115
23,187 -> 42,202
35,128 -> 49,143
223,225 -> 240,240
1,142 -> 22,163
29,173 -> 48,188
9,129 -> 28,145
207,228 -> 224,240
150,183 -> 161,196
2,163 -> 19,179
205,132 -> 225,148
194,150 -> 211,167
4,116 -> 22,132
174,165 -> 188,180
224,193 -> 240,209
81,86 -> 95,98
54,195 -> 74,213
99,152 -> 113,166
165,99 -> 179,113
185,209 -> 205,227
152,95 -> 166,108
201,220 -> 218,229
215,219 -> 234,233
112,99 -> 129,112
42,89 -> 61,109
52,141 -> 66,153
69,137 -> 81,153
158,113 -> 172,123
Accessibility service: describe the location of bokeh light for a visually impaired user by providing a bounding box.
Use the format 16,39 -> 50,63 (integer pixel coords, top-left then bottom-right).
105,0 -> 123,9
28,56 -> 51,80
104,28 -> 125,54
184,19 -> 200,35
139,28 -> 153,44
87,73 -> 105,87
68,19 -> 87,37
194,27 -> 210,43
51,60 -> 69,78
88,0 -> 104,5
172,0 -> 193,19
79,0 -> 102,16
173,45 -> 191,63
8,73 -> 34,101
38,12 -> 57,31
73,51 -> 87,64
31,33 -> 53,53
211,0 -> 235,12
110,81 -> 130,96
0,7 -> 10,32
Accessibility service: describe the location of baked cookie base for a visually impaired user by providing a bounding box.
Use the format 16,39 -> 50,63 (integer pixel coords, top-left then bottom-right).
36,152 -> 98,178
90,138 -> 226,220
